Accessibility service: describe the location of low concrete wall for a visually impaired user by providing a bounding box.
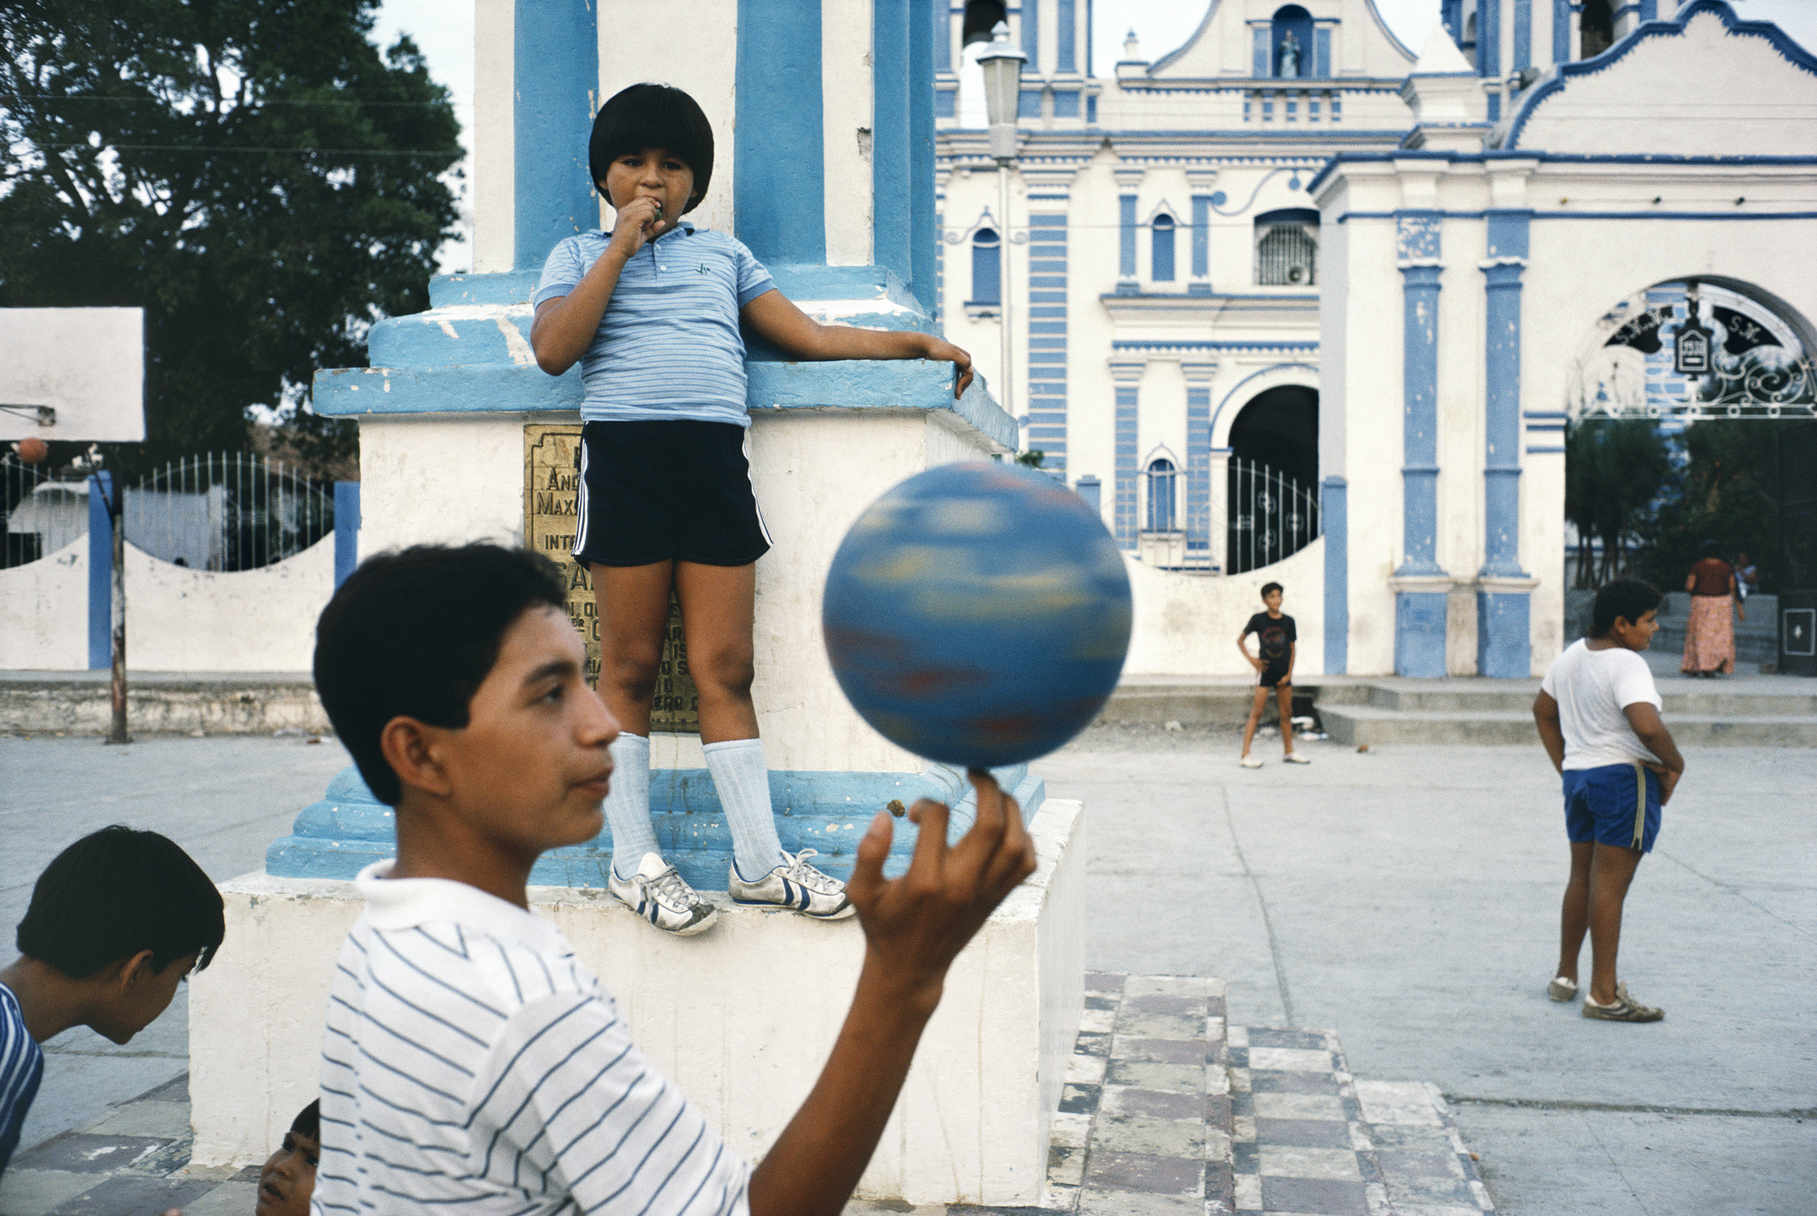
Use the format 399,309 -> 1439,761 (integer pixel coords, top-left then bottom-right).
190,798 -> 1087,1206
125,536 -> 334,672
0,537 -> 88,670
1123,540 -> 1325,678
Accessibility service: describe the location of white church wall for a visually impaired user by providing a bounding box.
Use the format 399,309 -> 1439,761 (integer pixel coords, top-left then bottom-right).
0,537 -> 88,671
1123,540 -> 1325,677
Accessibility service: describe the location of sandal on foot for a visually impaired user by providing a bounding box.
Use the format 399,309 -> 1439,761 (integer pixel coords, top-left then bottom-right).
1547,976 -> 1578,1002
1582,983 -> 1663,1022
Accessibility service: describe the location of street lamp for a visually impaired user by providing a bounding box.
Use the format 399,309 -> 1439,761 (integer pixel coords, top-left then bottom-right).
977,22 -> 1025,429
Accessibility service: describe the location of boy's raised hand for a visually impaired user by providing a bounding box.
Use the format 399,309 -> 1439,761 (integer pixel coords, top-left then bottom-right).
845,771 -> 1036,1004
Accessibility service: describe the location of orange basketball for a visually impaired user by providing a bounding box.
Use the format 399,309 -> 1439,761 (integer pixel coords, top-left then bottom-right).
15,437 -> 48,464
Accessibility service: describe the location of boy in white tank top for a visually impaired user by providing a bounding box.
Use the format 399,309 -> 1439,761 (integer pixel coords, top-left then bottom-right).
1532,579 -> 1685,1022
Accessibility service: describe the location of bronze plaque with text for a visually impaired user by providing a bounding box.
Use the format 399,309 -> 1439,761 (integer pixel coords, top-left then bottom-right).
523,424 -> 699,733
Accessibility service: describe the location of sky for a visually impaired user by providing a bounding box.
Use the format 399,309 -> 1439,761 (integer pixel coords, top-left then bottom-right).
371,0 -> 1817,272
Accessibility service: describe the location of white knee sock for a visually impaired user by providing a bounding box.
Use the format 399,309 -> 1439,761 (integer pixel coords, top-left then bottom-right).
704,737 -> 785,879
604,733 -> 659,880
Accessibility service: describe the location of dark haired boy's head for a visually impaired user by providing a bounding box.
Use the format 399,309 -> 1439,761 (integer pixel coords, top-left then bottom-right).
1260,582 -> 1283,600
1592,578 -> 1662,636
313,544 -> 569,806
589,83 -> 714,211
16,826 -> 223,981
258,1099 -> 322,1216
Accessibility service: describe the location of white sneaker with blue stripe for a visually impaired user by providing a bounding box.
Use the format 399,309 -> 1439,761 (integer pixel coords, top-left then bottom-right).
729,849 -> 854,919
609,852 -> 718,935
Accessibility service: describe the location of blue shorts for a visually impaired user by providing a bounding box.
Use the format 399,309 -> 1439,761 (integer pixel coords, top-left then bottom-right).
1562,762 -> 1661,853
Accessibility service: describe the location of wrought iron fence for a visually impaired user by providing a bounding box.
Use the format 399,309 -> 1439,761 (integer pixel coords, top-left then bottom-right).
1,454 -> 65,569
1227,456 -> 1321,574
1256,223 -> 1317,286
128,452 -> 335,571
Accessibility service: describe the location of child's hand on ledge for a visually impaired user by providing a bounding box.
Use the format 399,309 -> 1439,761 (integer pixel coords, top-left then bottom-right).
924,337 -> 973,397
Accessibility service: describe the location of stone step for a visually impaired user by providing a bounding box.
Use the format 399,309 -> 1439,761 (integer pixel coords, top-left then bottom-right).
1321,682 -> 1817,716
1320,704 -> 1817,747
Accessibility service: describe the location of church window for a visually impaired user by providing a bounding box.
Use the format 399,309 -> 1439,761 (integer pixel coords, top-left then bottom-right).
1151,214 -> 1176,282
1580,0 -> 1614,58
1255,209 -> 1318,286
970,227 -> 1001,306
961,1 -> 1008,49
1145,459 -> 1177,532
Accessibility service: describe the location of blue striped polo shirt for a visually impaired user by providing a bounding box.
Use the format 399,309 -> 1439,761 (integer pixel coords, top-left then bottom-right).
534,223 -> 776,428
0,980 -> 44,1176
311,863 -> 749,1215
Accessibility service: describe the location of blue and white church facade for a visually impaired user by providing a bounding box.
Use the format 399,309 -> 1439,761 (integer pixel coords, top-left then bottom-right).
935,0 -> 1817,677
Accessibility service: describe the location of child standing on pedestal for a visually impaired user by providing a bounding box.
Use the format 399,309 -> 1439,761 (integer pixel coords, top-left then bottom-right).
530,83 -> 973,935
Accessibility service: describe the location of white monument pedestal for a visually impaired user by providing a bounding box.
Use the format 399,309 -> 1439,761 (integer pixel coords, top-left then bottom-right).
191,799 -> 1085,1207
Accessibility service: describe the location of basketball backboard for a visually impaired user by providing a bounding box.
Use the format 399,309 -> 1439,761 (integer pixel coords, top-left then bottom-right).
0,308 -> 145,442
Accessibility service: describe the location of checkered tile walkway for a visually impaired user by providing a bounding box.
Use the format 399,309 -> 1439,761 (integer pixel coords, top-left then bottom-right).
0,973 -> 1494,1215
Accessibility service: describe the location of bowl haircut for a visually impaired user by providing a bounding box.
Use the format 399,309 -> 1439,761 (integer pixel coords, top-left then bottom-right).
312,543 -> 569,807
16,826 -> 224,979
587,82 -> 715,212
1591,578 -> 1663,636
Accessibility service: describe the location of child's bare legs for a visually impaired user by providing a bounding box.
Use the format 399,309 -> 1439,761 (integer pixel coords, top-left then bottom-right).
674,561 -> 758,741
1240,685 -> 1269,756
676,561 -> 787,876
1586,843 -> 1644,1004
592,560 -> 675,735
1276,682 -> 1296,755
1555,840 -> 1594,985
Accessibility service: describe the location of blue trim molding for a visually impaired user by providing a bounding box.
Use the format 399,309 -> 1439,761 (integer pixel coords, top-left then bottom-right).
1183,363 -> 1215,555
333,481 -> 361,589
512,0 -> 598,269
1322,476 -> 1347,674
1027,210 -> 1070,472
1554,0 -> 1572,64
736,0 -> 827,265
1191,193 -> 1211,279
909,0 -> 937,310
1505,0 -> 1817,149
1118,192 -> 1138,282
1514,0 -> 1532,68
1398,269 -> 1444,577
1478,588 -> 1533,678
1110,361 -> 1143,547
1395,590 -> 1448,678
1057,0 -> 1077,71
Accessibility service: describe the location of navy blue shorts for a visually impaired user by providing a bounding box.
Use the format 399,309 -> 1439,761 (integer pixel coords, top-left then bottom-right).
573,420 -> 771,568
1562,762 -> 1661,853
1259,661 -> 1290,689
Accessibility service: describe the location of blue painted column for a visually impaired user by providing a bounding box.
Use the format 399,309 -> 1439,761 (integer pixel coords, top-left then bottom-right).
513,0 -> 599,270
1479,210 -> 1534,678
1116,178 -> 1139,289
1056,0 -> 1076,71
1026,195 -> 1071,473
87,471 -> 113,670
873,0 -> 913,290
333,481 -> 361,588
1637,0 -> 1658,21
1478,0 -> 1503,120
1190,188 -> 1213,294
1110,360 -> 1143,547
1322,476 -> 1347,674
1184,362 -> 1216,558
1392,212 -> 1448,678
1021,0 -> 1038,68
932,0 -> 950,71
1514,0 -> 1532,69
736,0 -> 827,266
1554,0 -> 1572,64
908,0 -> 937,309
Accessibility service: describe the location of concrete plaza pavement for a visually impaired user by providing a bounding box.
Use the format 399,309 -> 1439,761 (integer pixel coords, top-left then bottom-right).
0,716 -> 1813,1214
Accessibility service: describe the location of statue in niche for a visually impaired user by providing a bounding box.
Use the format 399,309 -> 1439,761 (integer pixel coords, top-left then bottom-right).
1279,31 -> 1301,77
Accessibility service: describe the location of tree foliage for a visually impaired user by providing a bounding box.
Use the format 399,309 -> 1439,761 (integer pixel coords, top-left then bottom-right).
1642,420 -> 1796,593
1564,417 -> 1671,587
0,0 -> 461,475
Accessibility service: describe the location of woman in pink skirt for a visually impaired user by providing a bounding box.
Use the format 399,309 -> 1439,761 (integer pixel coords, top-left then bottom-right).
1681,544 -> 1744,676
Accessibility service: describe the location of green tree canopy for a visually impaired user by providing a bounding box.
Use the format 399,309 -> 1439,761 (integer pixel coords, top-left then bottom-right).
0,0 -> 461,474
1564,417 -> 1671,587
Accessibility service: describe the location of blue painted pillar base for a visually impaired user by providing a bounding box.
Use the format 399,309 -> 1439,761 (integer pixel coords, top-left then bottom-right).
1392,583 -> 1450,678
268,764 -> 1045,891
1477,581 -> 1536,678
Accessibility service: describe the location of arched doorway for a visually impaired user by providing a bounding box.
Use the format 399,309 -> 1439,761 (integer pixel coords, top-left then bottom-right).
1225,385 -> 1320,573
1563,278 -> 1817,661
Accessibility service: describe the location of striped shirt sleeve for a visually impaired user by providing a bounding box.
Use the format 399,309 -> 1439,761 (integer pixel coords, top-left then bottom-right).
0,985 -> 45,1176
468,992 -> 750,1215
534,235 -> 589,307
732,239 -> 775,308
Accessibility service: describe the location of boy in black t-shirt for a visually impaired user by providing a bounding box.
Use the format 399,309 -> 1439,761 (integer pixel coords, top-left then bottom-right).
1236,581 -> 1310,767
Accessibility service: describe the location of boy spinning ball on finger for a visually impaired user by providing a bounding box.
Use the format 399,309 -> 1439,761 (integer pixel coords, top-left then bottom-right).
530,83 -> 975,934
308,543 -> 1035,1213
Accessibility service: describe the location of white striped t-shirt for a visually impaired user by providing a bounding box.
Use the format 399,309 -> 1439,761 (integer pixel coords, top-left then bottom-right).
0,980 -> 44,1176
533,223 -> 776,428
311,863 -> 750,1215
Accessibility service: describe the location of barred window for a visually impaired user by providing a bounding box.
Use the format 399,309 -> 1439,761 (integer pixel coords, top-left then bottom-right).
1254,209 -> 1318,286
1151,214 -> 1175,282
970,227 -> 1001,306
1145,459 -> 1177,532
